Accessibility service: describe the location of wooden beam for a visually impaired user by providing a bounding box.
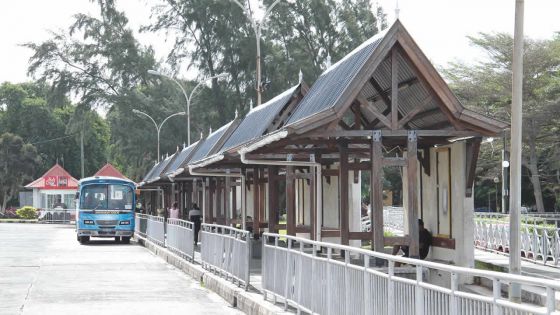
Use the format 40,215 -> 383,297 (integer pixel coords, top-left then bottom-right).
310,165 -> 316,240
349,232 -> 371,240
286,166 -> 296,236
391,48 -> 399,130
383,157 -> 407,167
384,236 -> 410,246
371,131 -> 384,253
268,166 -> 279,233
398,96 -> 432,128
407,131 -> 420,258
369,76 -> 392,108
339,142 -> 349,245
253,167 -> 260,236
225,177 -> 231,226
305,129 -> 483,139
465,137 -> 482,197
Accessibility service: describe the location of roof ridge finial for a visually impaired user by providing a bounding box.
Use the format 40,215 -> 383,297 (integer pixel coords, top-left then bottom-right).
298,69 -> 303,83
235,108 -> 239,118
200,131 -> 203,139
176,145 -> 180,152
209,126 -> 213,134
395,0 -> 400,20
249,99 -> 253,110
183,142 -> 186,149
326,53 -> 331,68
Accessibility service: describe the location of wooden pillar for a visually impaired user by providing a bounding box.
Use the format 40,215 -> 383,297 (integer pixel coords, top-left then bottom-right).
407,130 -> 420,258
232,182 -> 237,226
339,141 -> 349,245
225,177 -> 231,226
371,130 -> 385,252
259,169 -> 266,231
208,178 -> 215,223
253,168 -> 260,236
310,165 -> 316,240
286,166 -> 296,236
268,166 -> 279,233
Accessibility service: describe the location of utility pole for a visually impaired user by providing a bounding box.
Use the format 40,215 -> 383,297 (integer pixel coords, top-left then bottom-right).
80,130 -> 85,179
509,0 -> 524,303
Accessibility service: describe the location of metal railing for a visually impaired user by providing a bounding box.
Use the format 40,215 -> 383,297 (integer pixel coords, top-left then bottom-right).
200,223 -> 251,289
135,213 -> 148,237
166,218 -> 195,261
262,232 -> 560,315
475,220 -> 560,266
38,209 -> 76,224
146,215 -> 165,246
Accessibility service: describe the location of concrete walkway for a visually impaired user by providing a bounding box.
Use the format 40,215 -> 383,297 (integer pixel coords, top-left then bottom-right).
0,223 -> 242,315
475,249 -> 560,280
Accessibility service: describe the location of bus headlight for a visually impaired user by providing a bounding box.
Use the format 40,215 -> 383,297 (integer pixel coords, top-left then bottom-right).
84,220 -> 94,225
119,220 -> 130,225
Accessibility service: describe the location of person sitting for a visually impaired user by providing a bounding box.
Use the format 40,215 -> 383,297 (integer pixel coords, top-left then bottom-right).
168,202 -> 180,219
392,219 -> 433,263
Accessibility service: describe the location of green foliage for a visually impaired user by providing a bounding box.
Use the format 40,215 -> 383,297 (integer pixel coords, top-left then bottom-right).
0,133 -> 41,214
444,33 -> 560,212
16,206 -> 38,219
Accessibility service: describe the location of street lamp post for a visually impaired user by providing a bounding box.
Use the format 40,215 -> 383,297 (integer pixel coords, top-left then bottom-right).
132,109 -> 186,162
148,70 -> 228,146
231,0 -> 294,106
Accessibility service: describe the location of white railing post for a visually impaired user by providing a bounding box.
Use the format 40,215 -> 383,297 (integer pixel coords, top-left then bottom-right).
416,265 -> 424,315
344,251 -> 350,315
364,255 -> 371,315
450,272 -> 459,315
296,242 -> 304,314
388,260 -> 395,315
326,247 -> 332,315
284,238 -> 292,311
492,278 -> 502,315
547,287 -> 555,314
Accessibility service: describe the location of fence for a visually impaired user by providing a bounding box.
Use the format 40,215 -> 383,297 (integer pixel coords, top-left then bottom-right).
474,220 -> 560,266
38,209 -> 76,224
262,232 -> 560,315
146,215 -> 165,246
166,218 -> 195,261
200,223 -> 251,289
135,213 -> 148,237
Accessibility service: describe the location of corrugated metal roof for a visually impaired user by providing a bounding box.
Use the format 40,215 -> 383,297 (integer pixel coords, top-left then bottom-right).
220,84 -> 299,153
189,121 -> 234,163
146,153 -> 177,183
141,161 -> 159,183
285,31 -> 386,126
165,140 -> 202,176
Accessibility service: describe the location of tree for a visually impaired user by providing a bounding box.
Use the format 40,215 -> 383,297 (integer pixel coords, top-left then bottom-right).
445,33 -> 560,212
0,133 -> 41,214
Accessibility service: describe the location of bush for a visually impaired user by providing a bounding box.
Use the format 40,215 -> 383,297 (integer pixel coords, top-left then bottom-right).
16,206 -> 38,219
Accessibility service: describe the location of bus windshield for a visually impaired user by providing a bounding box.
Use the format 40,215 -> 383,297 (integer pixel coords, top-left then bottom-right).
81,184 -> 134,210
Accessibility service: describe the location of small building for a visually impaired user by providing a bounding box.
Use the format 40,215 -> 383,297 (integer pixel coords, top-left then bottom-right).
94,163 -> 129,180
23,164 -> 79,210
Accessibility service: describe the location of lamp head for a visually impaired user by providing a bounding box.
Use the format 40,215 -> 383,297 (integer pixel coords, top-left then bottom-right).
178,111 -> 186,116
132,109 -> 140,114
147,69 -> 161,76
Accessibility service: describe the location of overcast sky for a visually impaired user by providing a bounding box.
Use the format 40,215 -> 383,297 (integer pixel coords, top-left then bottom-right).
1,0 -> 559,84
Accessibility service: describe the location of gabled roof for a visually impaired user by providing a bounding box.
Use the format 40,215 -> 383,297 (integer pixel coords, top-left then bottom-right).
283,20 -> 507,136
188,119 -> 241,164
25,164 -> 79,190
145,152 -> 180,184
94,163 -> 128,180
141,161 -> 159,184
219,84 -> 302,154
165,140 -> 204,178
286,31 -> 387,128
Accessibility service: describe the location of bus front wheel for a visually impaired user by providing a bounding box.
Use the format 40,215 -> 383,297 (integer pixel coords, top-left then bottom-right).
121,236 -> 131,244
78,236 -> 90,244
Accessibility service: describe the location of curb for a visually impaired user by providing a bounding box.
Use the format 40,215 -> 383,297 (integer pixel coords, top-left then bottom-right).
135,236 -> 290,315
0,220 -> 38,224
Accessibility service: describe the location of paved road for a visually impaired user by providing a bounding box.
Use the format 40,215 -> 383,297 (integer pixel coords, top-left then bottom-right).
0,223 -> 242,315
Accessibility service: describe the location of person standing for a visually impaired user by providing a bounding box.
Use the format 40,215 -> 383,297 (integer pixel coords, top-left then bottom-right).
168,202 -> 180,219
188,203 -> 202,245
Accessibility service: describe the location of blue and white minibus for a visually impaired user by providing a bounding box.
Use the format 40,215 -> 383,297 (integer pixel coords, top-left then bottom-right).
76,176 -> 136,244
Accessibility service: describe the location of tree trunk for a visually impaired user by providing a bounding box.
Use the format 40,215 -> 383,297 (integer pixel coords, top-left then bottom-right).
527,119 -> 545,212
